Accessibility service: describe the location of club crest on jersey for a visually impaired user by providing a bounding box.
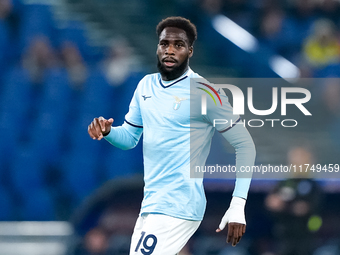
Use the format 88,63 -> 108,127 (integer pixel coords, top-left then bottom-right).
173,95 -> 187,110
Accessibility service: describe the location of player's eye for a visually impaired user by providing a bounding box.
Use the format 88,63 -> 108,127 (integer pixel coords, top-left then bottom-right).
176,43 -> 184,48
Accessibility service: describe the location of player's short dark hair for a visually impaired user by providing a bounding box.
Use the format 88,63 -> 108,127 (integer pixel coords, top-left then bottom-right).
156,16 -> 197,46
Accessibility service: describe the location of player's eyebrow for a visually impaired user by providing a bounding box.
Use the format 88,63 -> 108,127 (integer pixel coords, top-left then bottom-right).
159,39 -> 187,45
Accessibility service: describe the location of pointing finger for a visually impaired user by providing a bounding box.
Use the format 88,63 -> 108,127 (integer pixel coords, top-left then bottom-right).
94,118 -> 103,139
98,116 -> 106,132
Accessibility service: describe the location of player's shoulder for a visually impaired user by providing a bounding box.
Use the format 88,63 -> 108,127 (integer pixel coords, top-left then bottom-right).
140,72 -> 159,82
189,70 -> 203,79
188,69 -> 211,86
136,72 -> 159,88
189,74 -> 220,94
190,75 -> 228,103
186,69 -> 208,90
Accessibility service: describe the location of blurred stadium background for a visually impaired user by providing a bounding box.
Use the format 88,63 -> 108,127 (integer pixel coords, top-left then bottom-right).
0,0 -> 340,254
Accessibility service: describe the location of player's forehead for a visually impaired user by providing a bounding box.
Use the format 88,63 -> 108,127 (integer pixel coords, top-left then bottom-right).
159,27 -> 189,44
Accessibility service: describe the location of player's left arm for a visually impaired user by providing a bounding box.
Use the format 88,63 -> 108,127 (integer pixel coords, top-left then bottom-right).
216,122 -> 256,246
197,80 -> 255,246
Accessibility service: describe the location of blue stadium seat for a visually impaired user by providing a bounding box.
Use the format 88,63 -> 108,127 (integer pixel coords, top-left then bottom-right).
61,151 -> 101,203
280,16 -> 316,58
58,20 -> 86,47
1,67 -> 32,119
20,187 -> 56,220
0,20 -> 10,75
0,112 -> 19,171
110,72 -> 144,124
40,68 -> 73,113
10,147 -> 45,195
57,20 -> 101,62
29,111 -> 65,165
20,4 -> 58,51
0,187 -> 15,220
64,112 -> 110,192
81,69 -> 114,107
104,142 -> 143,180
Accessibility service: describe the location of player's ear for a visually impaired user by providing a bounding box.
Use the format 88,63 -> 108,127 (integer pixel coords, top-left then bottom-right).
189,46 -> 193,58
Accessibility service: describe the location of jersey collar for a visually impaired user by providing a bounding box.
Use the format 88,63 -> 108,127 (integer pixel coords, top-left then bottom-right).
158,68 -> 193,89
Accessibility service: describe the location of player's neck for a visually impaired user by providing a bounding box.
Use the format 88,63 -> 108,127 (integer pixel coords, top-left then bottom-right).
161,66 -> 189,82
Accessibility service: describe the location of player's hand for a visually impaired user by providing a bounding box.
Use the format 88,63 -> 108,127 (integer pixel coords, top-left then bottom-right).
216,222 -> 246,247
216,197 -> 246,247
88,117 -> 114,140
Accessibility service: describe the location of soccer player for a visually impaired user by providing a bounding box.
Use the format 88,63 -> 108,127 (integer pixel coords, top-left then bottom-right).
88,16 -> 256,255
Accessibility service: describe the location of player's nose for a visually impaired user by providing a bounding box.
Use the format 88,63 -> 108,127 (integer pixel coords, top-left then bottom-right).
165,44 -> 175,55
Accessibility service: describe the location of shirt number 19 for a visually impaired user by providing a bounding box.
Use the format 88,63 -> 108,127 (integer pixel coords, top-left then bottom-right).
135,231 -> 158,255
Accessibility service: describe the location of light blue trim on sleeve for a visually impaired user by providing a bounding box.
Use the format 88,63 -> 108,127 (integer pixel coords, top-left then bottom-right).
104,122 -> 143,150
221,121 -> 256,199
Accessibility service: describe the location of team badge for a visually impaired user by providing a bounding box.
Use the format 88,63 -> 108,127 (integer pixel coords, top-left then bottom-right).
173,95 -> 187,110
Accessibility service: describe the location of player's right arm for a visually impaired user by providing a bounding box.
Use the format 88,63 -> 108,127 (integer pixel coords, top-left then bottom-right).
88,117 -> 143,150
88,116 -> 114,140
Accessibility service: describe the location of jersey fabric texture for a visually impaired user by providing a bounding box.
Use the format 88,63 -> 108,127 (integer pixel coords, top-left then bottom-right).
123,68 -> 240,221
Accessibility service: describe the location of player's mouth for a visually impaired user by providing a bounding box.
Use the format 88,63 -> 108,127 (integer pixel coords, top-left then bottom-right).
163,58 -> 177,67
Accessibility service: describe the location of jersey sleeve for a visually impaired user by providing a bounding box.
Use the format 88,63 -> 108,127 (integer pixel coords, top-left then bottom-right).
221,123 -> 256,199
104,123 -> 143,150
125,80 -> 143,128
